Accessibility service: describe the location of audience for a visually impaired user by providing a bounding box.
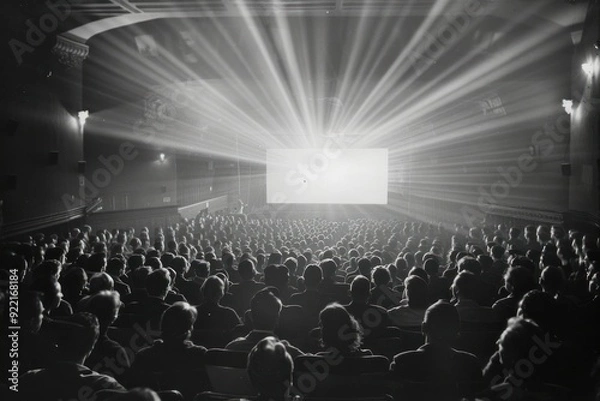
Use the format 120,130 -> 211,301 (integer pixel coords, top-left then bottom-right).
4,217 -> 600,401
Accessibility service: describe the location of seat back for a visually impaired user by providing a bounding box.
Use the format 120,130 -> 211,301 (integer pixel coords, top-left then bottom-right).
293,355 -> 390,397
97,390 -> 184,401
395,328 -> 424,352
192,329 -> 234,348
204,349 -> 257,396
194,392 -> 256,401
364,337 -> 403,360
452,329 -> 501,362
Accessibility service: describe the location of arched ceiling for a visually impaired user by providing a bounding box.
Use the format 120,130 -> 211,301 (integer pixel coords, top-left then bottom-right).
63,0 -> 589,43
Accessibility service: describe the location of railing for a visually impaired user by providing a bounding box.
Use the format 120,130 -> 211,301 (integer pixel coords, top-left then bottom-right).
178,195 -> 229,220
0,198 -> 102,240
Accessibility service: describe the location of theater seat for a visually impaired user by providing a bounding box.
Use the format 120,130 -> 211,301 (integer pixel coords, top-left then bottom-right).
452,329 -> 502,362
204,349 -> 257,396
97,389 -> 184,401
395,327 -> 425,352
364,337 -> 403,360
194,392 -> 393,401
293,355 -> 390,397
391,380 -> 485,401
192,329 -> 235,348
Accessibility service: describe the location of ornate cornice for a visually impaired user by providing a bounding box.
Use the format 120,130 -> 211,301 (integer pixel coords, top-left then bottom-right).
52,35 -> 89,69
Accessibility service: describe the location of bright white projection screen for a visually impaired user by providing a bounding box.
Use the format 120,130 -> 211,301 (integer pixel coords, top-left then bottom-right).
266,148 -> 388,204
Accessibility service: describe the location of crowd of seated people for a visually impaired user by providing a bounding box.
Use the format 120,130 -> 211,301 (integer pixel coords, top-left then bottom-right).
0,216 -> 599,401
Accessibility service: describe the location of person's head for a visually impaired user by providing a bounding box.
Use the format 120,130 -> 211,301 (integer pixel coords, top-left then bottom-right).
161,302 -> 197,343
497,317 -> 545,370
145,268 -> 171,299
86,252 -> 107,273
539,265 -> 565,296
21,291 -> 44,333
127,254 -> 145,272
106,257 -> 126,277
57,312 -> 100,364
372,266 -> 391,287
491,245 -> 506,260
283,257 -> 298,276
319,259 -> 338,280
457,256 -> 482,276
319,303 -> 362,354
170,256 -> 189,276
452,271 -> 478,301
517,289 -> 556,335
89,272 -> 114,295
83,290 -> 121,334
238,259 -> 257,281
45,247 -> 66,264
250,288 -> 282,331
504,266 -> 536,297
201,276 -> 225,303
422,300 -> 460,344
247,337 -> 293,400
404,275 -> 429,309
268,251 -> 283,265
303,264 -> 323,290
423,258 -> 440,277
407,267 -> 429,284
30,275 -> 63,312
32,259 -> 62,280
61,267 -> 88,296
350,275 -> 371,304
191,259 -> 210,279
131,266 -> 151,289
160,252 -> 175,269
357,257 -> 372,277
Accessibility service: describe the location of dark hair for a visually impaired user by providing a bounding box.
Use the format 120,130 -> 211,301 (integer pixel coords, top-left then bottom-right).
422,300 -> 460,343
58,312 -> 100,362
86,252 -> 107,273
518,290 -> 556,334
457,256 -> 482,276
251,288 -> 282,330
107,257 -> 126,276
201,276 -> 224,303
170,256 -> 189,275
505,266 -> 536,296
303,264 -> 323,289
350,275 -> 371,302
191,259 -> 210,278
161,302 -> 197,342
238,259 -> 256,281
319,259 -> 338,279
319,303 -> 363,354
247,337 -> 293,399
372,266 -> 391,286
452,271 -> 477,300
405,275 -> 429,309
146,268 -> 171,298
84,290 -> 121,332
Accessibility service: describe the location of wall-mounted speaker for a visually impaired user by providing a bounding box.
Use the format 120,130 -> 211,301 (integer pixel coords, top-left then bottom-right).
77,161 -> 86,174
561,163 -> 571,176
49,151 -> 59,165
